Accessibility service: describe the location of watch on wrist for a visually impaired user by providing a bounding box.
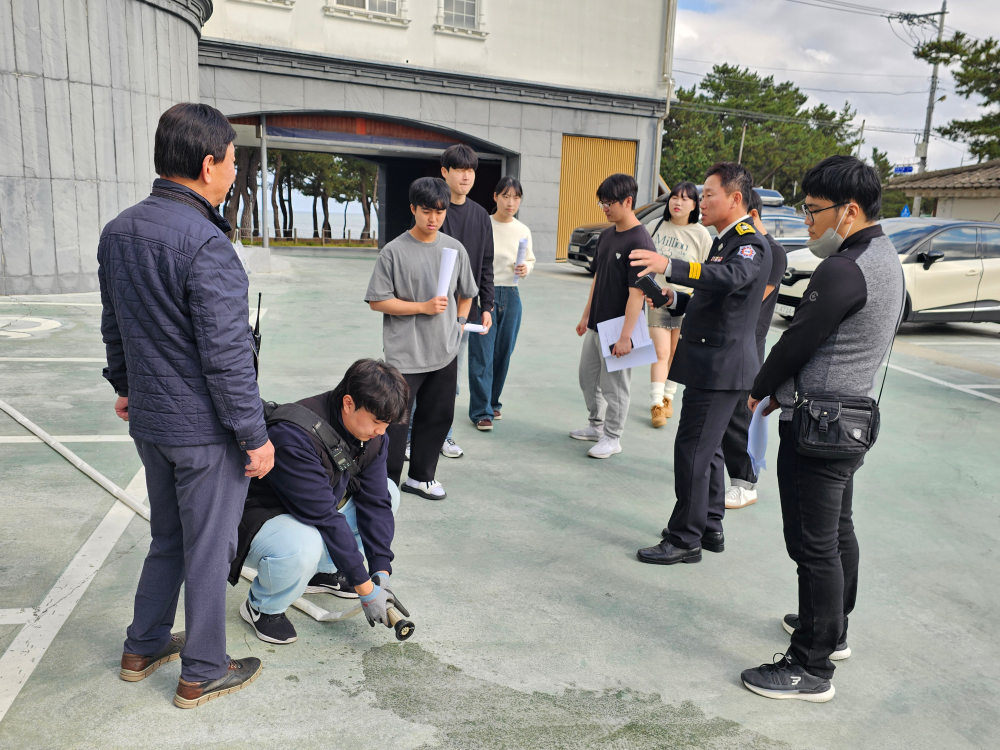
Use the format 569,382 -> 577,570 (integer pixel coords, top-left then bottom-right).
458,316 -> 467,325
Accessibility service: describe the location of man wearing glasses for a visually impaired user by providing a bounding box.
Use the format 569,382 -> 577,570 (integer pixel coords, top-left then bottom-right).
570,173 -> 653,459
739,155 -> 904,702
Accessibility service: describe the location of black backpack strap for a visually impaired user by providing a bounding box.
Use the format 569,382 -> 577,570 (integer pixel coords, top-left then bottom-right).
262,400 -> 361,476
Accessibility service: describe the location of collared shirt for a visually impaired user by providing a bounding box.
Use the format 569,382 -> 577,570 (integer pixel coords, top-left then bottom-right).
664,214 -> 750,280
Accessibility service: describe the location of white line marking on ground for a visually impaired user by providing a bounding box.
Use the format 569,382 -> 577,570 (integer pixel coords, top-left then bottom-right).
0,435 -> 132,444
0,358 -> 105,362
965,385 -> 1000,389
888,364 -> 1000,405
910,342 -> 1000,346
0,467 -> 147,724
0,610 -> 35,626
249,307 -> 267,326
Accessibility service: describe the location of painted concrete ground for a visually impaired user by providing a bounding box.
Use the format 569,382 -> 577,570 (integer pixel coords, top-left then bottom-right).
0,253 -> 998,749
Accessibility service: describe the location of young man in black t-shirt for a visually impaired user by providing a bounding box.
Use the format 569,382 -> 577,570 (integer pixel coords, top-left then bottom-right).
571,174 -> 653,459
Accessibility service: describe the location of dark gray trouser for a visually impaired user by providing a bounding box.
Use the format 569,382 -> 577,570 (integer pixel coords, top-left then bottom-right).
722,389 -> 758,488
125,439 -> 249,682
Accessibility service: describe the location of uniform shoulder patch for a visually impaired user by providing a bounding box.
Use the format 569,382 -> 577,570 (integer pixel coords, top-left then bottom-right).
738,245 -> 755,259
734,222 -> 755,235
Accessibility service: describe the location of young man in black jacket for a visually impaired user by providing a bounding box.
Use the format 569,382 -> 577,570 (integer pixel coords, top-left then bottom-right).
229,359 -> 409,645
740,156 -> 905,702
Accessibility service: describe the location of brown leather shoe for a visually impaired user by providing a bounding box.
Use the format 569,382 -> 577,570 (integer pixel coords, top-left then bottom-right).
476,419 -> 493,431
651,403 -> 669,428
662,396 -> 674,419
173,657 -> 262,709
120,631 -> 186,682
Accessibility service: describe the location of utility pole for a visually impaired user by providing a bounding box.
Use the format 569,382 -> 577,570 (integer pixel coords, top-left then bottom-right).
260,115 -> 269,252
737,121 -> 747,164
855,119 -> 865,157
913,0 -> 947,216
652,0 -> 679,200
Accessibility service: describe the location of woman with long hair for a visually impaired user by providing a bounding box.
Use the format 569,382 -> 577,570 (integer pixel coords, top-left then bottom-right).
647,181 -> 712,427
467,176 -> 536,430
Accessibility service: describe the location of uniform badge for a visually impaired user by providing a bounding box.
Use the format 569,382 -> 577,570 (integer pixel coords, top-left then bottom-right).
709,255 -> 724,263
737,245 -> 755,259
735,222 -> 755,235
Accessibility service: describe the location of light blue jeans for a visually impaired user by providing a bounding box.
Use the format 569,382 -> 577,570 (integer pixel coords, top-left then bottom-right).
244,480 -> 400,614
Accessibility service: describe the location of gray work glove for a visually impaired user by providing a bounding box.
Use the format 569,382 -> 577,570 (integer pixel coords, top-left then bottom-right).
359,583 -> 393,628
371,572 -> 409,617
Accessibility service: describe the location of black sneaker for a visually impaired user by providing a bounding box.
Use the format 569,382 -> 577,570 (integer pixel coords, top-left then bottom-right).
782,614 -> 851,660
304,571 -> 358,599
240,598 -> 297,644
741,652 -> 835,702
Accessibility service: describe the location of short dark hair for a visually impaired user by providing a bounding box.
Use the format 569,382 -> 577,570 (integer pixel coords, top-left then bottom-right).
494,175 -> 523,198
154,103 -> 236,180
409,177 -> 450,210
596,173 -> 638,209
705,162 -> 754,210
746,187 -> 763,217
441,143 -> 478,171
668,181 -> 700,224
331,359 -> 410,424
801,155 -> 882,221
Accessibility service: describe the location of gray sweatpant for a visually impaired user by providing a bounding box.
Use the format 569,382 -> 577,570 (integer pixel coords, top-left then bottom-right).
578,328 -> 632,440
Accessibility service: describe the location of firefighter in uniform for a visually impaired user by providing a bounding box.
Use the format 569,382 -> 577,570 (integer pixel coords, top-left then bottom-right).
629,163 -> 771,565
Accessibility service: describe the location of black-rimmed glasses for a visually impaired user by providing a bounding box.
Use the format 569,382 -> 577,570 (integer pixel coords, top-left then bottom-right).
802,202 -> 846,221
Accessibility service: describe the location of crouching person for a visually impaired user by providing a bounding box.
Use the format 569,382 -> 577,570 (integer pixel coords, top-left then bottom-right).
228,359 -> 410,644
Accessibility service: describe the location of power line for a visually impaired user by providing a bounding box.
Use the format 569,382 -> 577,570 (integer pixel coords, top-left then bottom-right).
673,68 -> 930,96
673,57 -> 930,79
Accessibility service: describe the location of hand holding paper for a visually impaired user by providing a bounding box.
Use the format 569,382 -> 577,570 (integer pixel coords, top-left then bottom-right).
513,238 -> 528,285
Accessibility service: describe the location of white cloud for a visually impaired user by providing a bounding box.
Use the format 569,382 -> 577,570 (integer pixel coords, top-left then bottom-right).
672,0 -> 1000,170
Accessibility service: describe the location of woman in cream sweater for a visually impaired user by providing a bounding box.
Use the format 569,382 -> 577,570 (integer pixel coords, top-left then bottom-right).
467,176 -> 536,430
646,181 -> 712,427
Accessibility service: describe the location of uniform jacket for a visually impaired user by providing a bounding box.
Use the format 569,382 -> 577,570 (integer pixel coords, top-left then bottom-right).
667,219 -> 771,391
98,179 -> 267,449
229,391 -> 394,587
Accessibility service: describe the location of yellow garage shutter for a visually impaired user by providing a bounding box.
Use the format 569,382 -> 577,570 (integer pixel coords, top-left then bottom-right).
556,136 -> 638,261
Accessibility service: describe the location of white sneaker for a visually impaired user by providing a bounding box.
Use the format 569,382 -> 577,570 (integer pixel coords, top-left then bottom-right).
401,478 -> 447,500
441,437 -> 464,458
725,485 -> 758,509
569,424 -> 604,442
587,436 -> 621,459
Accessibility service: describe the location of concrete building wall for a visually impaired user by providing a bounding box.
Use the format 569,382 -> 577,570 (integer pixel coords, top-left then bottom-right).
202,0 -> 670,99
0,0 -> 210,295
935,196 -> 1000,223
198,46 -> 664,261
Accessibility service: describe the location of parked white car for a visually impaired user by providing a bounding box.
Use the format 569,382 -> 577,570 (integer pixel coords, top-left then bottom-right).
776,218 -> 1000,323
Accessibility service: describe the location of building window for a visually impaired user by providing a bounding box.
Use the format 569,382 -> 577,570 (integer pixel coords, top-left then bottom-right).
444,0 -> 475,28
435,0 -> 487,38
323,0 -> 410,26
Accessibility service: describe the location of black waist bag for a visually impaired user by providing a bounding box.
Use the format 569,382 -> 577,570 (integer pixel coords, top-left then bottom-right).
792,394 -> 880,459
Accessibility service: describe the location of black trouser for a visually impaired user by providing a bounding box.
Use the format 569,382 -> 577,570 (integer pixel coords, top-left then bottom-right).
664,387 -> 742,549
721,389 -> 757,487
387,357 -> 458,486
777,421 -> 864,679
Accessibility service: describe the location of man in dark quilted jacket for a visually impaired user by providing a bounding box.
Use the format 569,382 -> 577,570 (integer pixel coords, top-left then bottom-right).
99,103 -> 274,709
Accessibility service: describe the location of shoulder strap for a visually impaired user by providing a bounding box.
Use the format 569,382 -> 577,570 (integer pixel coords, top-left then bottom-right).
262,400 -> 361,476
876,265 -> 908,405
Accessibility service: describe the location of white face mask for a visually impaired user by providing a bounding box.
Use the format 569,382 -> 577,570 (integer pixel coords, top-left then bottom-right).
807,205 -> 854,259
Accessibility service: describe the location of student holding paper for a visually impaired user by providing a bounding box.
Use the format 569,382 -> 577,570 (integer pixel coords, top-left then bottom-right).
468,176 -> 536,430
365,177 -> 478,500
570,174 -> 652,459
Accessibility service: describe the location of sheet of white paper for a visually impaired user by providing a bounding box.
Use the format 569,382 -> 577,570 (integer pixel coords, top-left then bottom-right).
464,323 -> 485,333
596,310 -> 658,373
513,238 -> 528,286
436,246 -> 458,297
747,396 -> 770,475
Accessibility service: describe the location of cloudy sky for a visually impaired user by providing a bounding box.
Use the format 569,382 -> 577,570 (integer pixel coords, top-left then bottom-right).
673,0 -> 998,171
